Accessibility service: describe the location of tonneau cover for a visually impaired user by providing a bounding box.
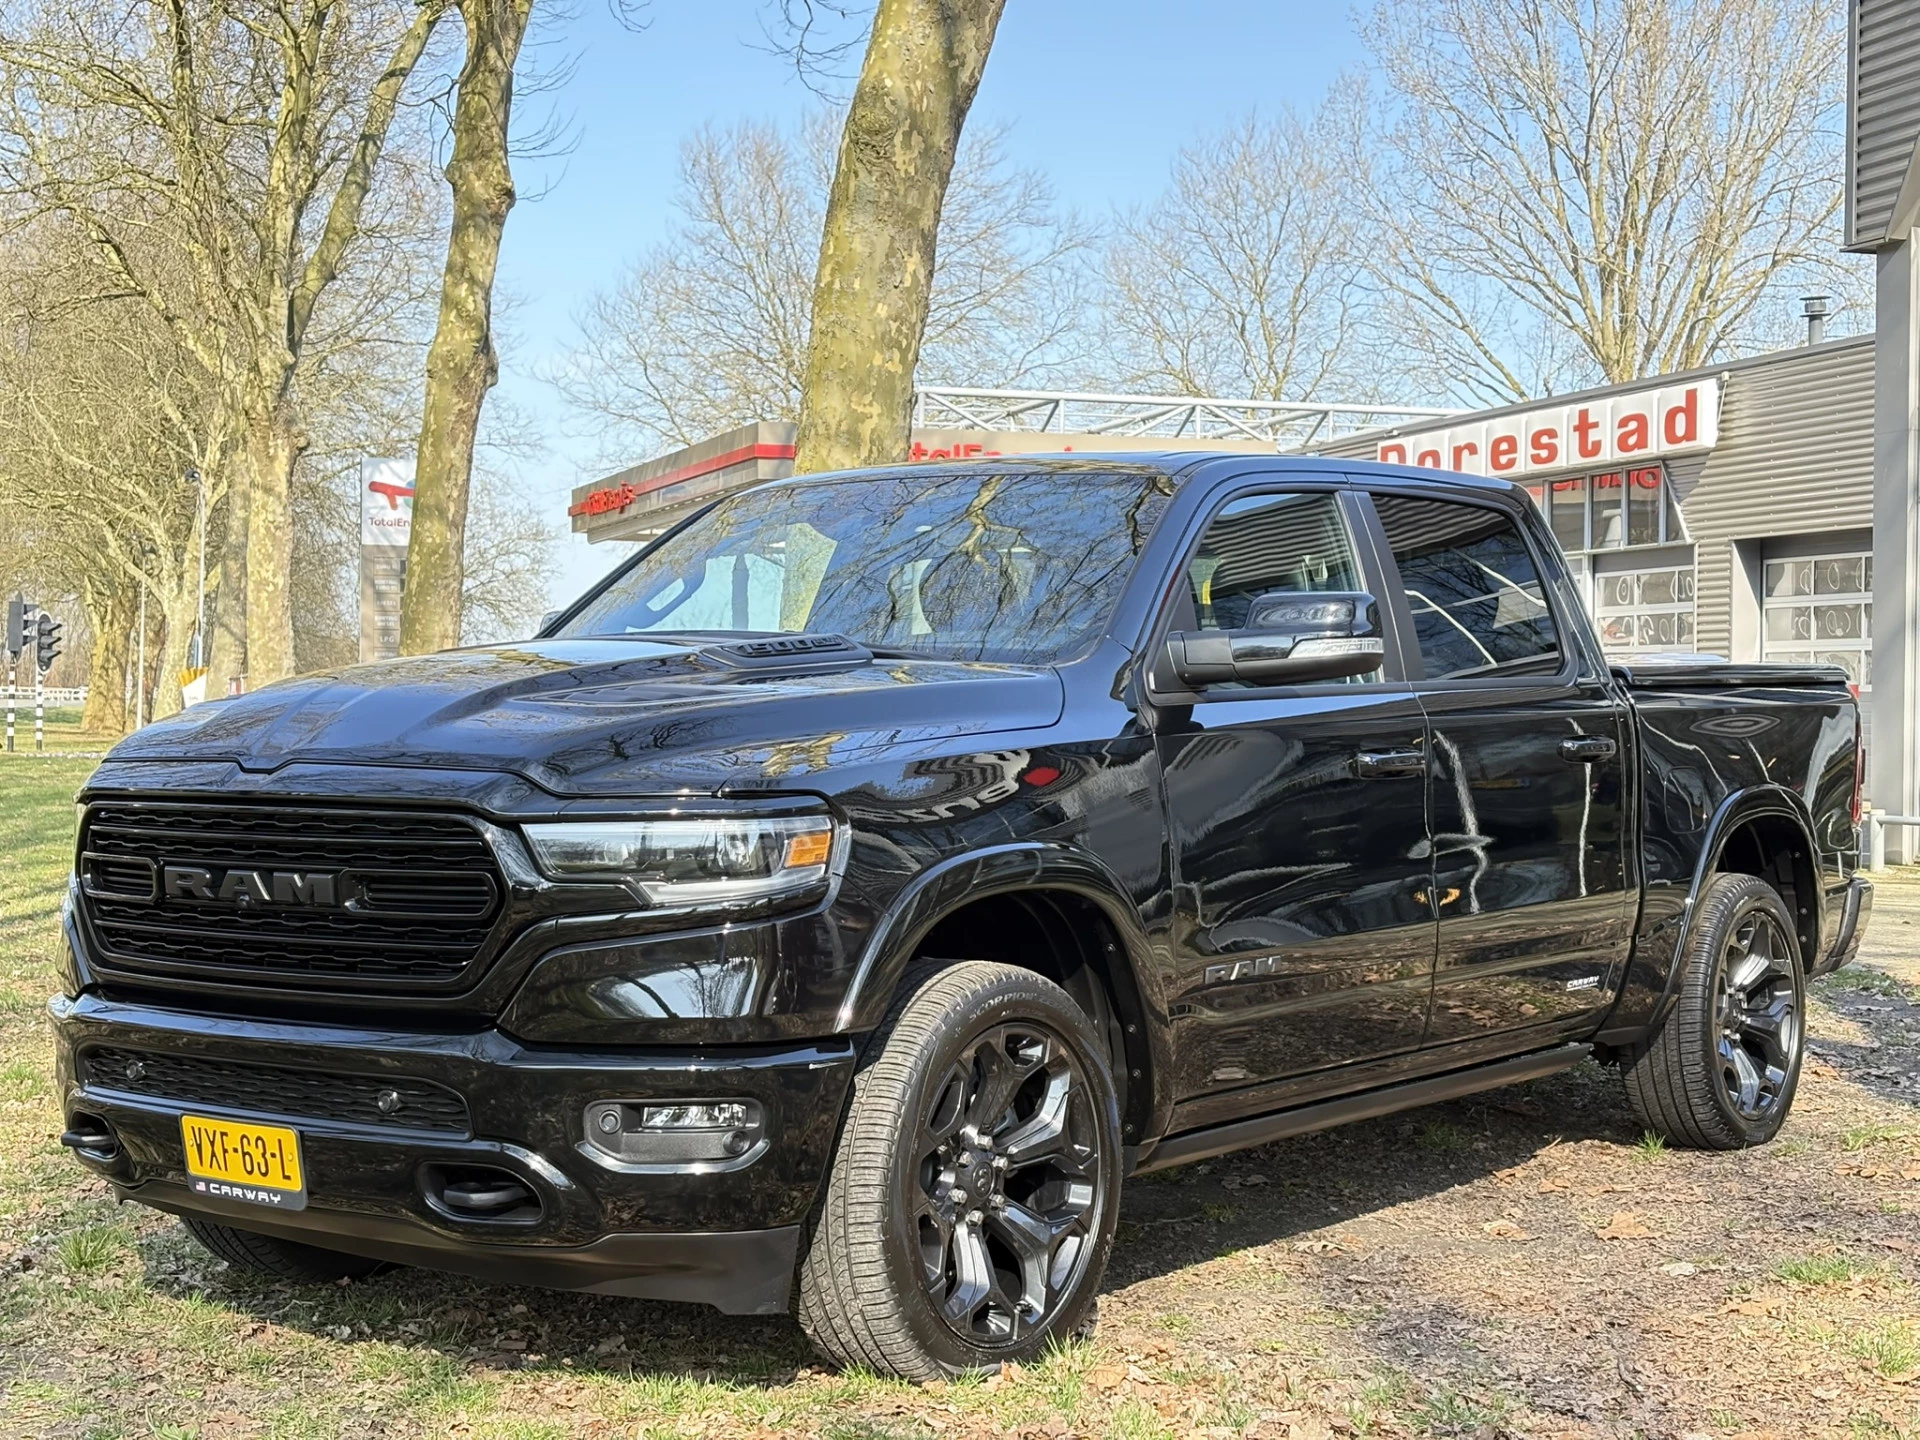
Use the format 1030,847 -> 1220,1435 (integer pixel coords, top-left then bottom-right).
1610,657 -> 1852,690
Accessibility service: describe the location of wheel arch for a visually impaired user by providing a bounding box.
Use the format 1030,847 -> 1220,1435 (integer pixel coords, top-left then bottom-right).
1692,786 -> 1822,970
834,843 -> 1172,1147
1597,784 -> 1823,1052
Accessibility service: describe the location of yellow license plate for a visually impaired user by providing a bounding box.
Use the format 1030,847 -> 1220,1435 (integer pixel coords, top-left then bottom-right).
180,1114 -> 307,1211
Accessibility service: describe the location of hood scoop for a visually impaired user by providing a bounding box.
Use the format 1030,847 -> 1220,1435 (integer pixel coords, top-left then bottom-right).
694,632 -> 875,674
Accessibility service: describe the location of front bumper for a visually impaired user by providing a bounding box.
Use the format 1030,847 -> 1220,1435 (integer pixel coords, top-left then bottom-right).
51,993 -> 856,1314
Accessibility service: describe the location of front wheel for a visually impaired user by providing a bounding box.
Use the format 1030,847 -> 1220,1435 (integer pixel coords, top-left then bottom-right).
182,1215 -> 387,1282
797,961 -> 1121,1379
1623,872 -> 1806,1149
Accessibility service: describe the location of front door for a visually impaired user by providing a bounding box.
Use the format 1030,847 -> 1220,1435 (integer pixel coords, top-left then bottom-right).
1153,487 -> 1436,1107
1364,489 -> 1633,1045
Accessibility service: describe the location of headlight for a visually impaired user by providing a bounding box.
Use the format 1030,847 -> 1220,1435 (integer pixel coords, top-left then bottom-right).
522,815 -> 841,906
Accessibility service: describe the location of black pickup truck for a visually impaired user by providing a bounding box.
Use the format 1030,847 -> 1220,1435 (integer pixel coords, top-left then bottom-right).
54,456 -> 1871,1378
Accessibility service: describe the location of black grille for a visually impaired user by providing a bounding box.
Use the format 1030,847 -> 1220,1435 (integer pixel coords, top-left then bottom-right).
78,802 -> 503,992
83,1046 -> 471,1135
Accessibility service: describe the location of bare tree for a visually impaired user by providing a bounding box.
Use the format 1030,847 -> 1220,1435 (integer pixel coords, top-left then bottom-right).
1362,0 -> 1856,405
1102,101 -> 1379,402
556,113 -> 1087,459
458,469 -> 555,644
401,0 -> 535,656
0,233 -> 209,722
792,0 -> 1007,473
0,0 -> 453,688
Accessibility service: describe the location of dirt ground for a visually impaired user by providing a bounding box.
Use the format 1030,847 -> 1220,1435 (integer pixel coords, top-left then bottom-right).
1096,870 -> 1920,1440
2,755 -> 1916,1439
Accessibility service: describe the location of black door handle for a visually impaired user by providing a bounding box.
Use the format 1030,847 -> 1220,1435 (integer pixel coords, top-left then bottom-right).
1559,736 -> 1617,763
1355,750 -> 1426,779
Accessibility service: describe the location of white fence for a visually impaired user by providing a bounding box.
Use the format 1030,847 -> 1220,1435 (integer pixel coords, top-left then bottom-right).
0,686 -> 87,706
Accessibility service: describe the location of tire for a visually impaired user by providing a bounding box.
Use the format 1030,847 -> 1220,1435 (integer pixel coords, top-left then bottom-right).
797,960 -> 1122,1379
1623,872 -> 1806,1149
181,1215 -> 387,1282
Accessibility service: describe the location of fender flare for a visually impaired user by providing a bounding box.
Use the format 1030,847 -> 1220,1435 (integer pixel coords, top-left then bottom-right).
833,842 -> 1174,1144
1686,784 -> 1823,958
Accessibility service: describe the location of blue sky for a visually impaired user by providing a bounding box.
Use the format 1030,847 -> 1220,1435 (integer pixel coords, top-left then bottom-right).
494,2 -> 1369,602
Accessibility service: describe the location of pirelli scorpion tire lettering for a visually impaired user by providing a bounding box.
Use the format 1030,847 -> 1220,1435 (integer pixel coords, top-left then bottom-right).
1623,872 -> 1807,1150
182,1215 -> 387,1282
798,960 -> 1122,1379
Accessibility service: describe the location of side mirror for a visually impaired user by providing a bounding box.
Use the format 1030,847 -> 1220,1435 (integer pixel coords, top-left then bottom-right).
537,609 -> 562,636
1162,591 -> 1384,689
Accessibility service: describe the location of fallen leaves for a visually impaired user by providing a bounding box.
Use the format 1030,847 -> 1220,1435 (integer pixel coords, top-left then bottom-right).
1836,1157 -> 1920,1180
1594,1210 -> 1657,1241
1482,1219 -> 1532,1241
1081,1360 -> 1152,1393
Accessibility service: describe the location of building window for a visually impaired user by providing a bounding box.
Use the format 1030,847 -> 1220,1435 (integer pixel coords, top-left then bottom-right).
1763,552 -> 1872,687
1594,561 -> 1696,655
1525,465 -> 1682,553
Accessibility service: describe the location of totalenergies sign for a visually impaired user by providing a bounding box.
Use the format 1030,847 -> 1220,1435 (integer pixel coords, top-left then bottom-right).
1376,380 -> 1719,477
360,458 -> 414,547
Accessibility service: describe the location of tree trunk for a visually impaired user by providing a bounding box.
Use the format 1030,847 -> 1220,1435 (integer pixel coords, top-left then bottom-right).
149,579 -> 198,722
205,456 -> 248,695
399,0 -> 533,658
792,0 -> 1006,474
136,587 -> 166,725
244,406 -> 301,684
79,576 -> 132,736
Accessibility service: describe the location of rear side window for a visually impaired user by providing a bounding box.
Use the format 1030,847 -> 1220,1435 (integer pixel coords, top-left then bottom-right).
1371,494 -> 1560,680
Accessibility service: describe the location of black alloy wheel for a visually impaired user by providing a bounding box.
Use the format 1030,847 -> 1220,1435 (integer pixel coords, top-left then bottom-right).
1712,908 -> 1800,1124
911,1021 -> 1104,1346
1624,871 -> 1807,1149
798,960 -> 1121,1379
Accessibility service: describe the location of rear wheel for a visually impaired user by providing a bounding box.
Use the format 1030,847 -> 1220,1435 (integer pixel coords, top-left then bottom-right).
798,960 -> 1121,1379
182,1215 -> 386,1282
1623,872 -> 1805,1149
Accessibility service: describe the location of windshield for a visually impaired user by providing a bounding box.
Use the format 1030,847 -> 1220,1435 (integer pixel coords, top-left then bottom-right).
558,468 -> 1175,664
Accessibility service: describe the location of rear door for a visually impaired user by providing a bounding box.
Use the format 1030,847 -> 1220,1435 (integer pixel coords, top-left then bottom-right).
1151,483 -> 1437,1105
1361,487 -> 1634,1045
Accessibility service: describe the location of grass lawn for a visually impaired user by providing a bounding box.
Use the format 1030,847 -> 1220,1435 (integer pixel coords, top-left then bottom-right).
2,759 -> 1919,1438
0,707 -> 112,756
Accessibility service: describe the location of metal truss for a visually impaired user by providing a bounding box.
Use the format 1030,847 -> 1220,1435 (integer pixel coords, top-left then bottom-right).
911,386 -> 1456,450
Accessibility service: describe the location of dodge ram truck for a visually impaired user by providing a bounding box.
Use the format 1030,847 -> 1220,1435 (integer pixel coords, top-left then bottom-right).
54,455 -> 1872,1378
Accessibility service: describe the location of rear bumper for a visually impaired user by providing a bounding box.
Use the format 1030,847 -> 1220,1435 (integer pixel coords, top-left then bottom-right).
50,992 -> 855,1314
1815,875 -> 1873,977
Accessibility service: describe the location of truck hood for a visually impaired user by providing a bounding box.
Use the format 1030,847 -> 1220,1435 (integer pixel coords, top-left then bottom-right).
110,638 -> 1066,796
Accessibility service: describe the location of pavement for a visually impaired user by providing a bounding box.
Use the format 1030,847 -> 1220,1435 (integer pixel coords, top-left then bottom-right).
1861,863 -> 1920,986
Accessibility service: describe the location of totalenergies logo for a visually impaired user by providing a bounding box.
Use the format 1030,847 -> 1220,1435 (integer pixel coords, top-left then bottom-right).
360,461 -> 414,547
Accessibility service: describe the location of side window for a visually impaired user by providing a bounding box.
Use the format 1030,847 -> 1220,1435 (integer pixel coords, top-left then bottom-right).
1371,494 -> 1560,681
1181,490 -> 1381,686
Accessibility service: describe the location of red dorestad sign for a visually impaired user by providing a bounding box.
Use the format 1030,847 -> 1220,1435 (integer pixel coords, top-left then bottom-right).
1376,380 -> 1720,477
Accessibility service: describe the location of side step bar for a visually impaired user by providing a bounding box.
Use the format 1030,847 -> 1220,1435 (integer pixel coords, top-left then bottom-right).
1133,1041 -> 1592,1175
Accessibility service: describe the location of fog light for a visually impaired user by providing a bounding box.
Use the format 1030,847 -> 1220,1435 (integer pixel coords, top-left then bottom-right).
581,1098 -> 766,1169
640,1102 -> 749,1131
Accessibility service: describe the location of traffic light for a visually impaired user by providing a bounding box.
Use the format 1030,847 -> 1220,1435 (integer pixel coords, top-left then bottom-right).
5,596 -> 21,659
34,612 -> 61,672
